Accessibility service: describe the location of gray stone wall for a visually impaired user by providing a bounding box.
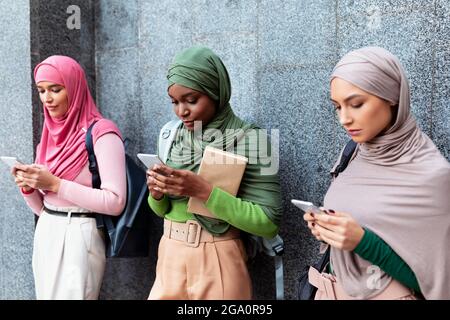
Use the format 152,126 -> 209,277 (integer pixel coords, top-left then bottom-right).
0,0 -> 448,300
0,0 -> 34,300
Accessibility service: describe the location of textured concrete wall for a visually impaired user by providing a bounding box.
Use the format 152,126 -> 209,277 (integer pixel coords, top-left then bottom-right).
94,0 -> 156,300
0,0 -> 35,300
95,0 -> 450,300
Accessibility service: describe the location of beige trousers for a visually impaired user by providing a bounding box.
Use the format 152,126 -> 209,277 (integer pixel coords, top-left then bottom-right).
149,229 -> 252,300
32,210 -> 106,300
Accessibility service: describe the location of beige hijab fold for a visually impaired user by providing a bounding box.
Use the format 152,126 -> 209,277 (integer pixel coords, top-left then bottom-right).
325,47 -> 450,299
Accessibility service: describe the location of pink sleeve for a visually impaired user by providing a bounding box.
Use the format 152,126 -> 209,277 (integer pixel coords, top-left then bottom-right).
57,133 -> 127,215
21,189 -> 44,216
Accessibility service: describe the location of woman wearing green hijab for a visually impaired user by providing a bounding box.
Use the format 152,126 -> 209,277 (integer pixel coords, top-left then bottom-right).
146,46 -> 282,300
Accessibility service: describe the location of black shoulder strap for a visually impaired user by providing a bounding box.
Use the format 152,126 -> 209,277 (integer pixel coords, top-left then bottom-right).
85,121 -> 105,229
332,140 -> 357,178
85,121 -> 101,189
318,140 -> 357,263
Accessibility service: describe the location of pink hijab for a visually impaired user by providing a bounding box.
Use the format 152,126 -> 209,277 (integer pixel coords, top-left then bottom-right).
34,55 -> 122,181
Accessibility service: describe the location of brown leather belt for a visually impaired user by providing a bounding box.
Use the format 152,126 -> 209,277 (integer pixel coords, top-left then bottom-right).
163,219 -> 240,248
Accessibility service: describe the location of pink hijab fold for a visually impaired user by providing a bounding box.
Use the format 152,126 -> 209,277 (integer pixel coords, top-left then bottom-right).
325,47 -> 450,299
34,55 -> 122,182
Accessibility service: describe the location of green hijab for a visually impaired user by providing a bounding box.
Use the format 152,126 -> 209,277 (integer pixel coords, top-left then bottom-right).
166,46 -> 281,234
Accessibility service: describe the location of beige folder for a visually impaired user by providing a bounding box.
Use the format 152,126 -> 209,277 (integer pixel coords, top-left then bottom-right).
187,146 -> 248,218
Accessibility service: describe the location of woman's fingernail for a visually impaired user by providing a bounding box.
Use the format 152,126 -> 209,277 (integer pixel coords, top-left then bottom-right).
328,209 -> 335,215
312,223 -> 315,227
310,213 -> 315,218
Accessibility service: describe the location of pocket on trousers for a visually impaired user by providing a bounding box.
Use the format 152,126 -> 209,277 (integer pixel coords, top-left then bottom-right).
80,220 -> 93,253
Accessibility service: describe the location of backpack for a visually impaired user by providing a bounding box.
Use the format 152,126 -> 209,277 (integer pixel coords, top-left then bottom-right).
158,120 -> 285,300
297,139 -> 357,300
244,234 -> 285,300
85,121 -> 151,258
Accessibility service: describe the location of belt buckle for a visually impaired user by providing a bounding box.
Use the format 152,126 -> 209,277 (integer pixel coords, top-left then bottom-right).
185,220 -> 201,248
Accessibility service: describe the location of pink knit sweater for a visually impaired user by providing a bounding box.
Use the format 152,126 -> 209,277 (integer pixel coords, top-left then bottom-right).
22,133 -> 126,216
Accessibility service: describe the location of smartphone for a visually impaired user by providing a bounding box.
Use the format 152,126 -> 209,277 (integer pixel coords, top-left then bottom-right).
0,156 -> 23,169
291,199 -> 326,215
137,153 -> 163,168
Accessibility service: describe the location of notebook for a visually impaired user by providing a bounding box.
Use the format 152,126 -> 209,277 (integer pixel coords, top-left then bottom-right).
187,146 -> 248,218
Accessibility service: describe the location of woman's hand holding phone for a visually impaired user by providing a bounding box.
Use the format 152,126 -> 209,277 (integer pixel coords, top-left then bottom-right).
312,211 -> 365,251
297,201 -> 365,250
13,163 -> 61,193
3,160 -> 34,192
292,199 -> 327,241
147,164 -> 213,202
303,210 -> 324,241
146,164 -> 166,200
14,166 -> 33,191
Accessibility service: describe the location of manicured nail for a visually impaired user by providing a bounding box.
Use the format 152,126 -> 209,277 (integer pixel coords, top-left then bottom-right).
328,209 -> 335,215
312,223 -> 315,227
310,213 -> 315,218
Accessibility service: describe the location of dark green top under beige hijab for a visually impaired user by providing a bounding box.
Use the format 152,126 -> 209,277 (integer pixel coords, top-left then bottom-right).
148,46 -> 281,237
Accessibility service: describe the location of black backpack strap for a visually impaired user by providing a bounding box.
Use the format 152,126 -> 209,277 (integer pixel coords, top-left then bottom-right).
332,140 -> 357,178
325,140 -> 357,257
86,121 -> 101,189
264,235 -> 284,300
85,121 -> 106,229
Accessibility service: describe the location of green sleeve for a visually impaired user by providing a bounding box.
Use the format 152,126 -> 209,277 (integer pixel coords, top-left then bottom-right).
147,194 -> 170,218
354,228 -> 421,293
205,187 -> 278,239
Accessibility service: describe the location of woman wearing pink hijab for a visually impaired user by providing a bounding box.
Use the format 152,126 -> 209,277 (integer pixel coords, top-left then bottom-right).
304,47 -> 450,299
12,56 -> 126,299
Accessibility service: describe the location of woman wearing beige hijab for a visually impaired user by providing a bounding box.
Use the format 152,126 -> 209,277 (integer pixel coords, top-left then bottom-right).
304,47 -> 450,300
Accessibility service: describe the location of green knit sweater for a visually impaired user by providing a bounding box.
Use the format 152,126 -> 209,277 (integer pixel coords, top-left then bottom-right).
354,228 -> 421,293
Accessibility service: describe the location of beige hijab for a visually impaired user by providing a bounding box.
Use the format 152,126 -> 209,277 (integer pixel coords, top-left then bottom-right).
325,47 -> 450,299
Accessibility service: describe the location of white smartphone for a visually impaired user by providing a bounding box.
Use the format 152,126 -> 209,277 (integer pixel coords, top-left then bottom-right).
291,199 -> 326,215
137,153 -> 163,168
0,156 -> 23,169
